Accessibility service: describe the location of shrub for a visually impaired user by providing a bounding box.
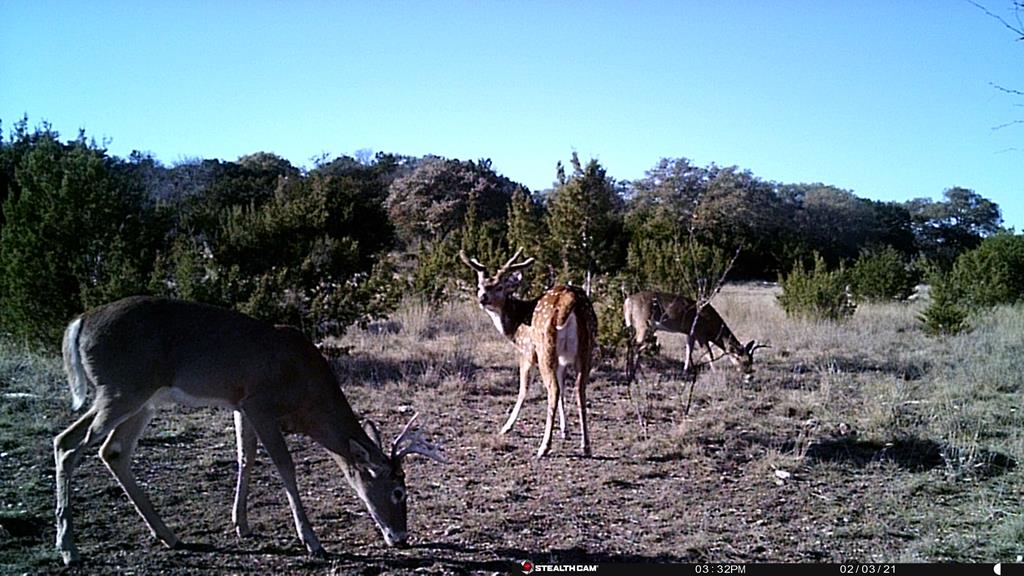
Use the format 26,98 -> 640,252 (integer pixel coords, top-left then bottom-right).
917,233 -> 1024,337
919,273 -> 970,336
777,253 -> 855,321
626,234 -> 731,300
410,234 -> 463,303
410,220 -> 518,304
849,246 -> 918,302
592,274 -> 631,356
948,232 -> 1024,308
150,169 -> 398,340
0,129 -> 162,347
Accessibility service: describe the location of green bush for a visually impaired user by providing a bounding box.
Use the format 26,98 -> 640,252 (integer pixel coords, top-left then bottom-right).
409,203 -> 515,303
410,234 -> 463,303
917,233 -> 1024,337
0,129 -> 162,347
919,273 -> 970,336
948,232 -> 1024,308
626,234 -> 731,299
592,274 -> 631,356
849,246 -> 918,302
152,172 -> 398,340
777,253 -> 855,321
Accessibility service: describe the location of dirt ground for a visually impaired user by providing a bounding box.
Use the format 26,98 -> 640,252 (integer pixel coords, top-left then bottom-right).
1,294 -> 1022,574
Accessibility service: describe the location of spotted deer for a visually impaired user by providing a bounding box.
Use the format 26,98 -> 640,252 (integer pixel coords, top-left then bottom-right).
460,249 -> 597,458
54,296 -> 445,566
624,290 -> 764,380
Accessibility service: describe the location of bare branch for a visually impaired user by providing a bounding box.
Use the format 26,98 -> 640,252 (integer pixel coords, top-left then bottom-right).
969,0 -> 1024,39
992,83 -> 1024,96
993,119 -> 1024,130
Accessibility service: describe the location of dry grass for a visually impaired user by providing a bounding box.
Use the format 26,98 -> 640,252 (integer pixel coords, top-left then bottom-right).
2,285 -> 1023,572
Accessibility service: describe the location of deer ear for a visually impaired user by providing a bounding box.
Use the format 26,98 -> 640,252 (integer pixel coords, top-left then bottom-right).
744,340 -> 756,354
349,439 -> 386,478
349,439 -> 376,475
506,271 -> 523,289
362,419 -> 382,449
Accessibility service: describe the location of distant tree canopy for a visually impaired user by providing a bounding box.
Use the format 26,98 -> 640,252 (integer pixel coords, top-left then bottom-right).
547,152 -> 624,285
0,120 -> 400,347
0,118 -> 1009,348
906,187 -> 1003,267
385,156 -> 518,247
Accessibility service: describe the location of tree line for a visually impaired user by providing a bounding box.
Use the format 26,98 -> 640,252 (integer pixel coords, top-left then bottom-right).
0,117 -> 1011,348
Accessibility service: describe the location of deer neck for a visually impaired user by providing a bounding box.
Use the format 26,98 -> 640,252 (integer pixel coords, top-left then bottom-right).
714,324 -> 743,353
288,375 -> 368,461
486,296 -> 538,340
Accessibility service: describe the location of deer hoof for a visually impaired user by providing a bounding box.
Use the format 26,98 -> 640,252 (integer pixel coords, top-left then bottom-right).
308,545 -> 327,559
60,549 -> 81,566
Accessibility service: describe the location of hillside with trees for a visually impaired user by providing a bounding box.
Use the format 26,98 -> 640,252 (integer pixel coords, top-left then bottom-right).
0,117 -> 1010,348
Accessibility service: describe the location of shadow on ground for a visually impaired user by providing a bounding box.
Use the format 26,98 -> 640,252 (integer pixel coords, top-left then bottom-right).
804,436 -> 1017,476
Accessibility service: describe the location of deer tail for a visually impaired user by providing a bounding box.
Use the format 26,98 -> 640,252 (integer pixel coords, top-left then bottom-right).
62,317 -> 88,411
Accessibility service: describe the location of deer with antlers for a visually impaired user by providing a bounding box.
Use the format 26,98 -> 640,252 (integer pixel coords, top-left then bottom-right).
460,249 -> 598,458
624,290 -> 765,380
54,296 -> 445,566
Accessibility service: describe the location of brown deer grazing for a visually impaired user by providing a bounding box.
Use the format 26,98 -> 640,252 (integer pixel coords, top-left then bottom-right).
54,296 -> 445,566
624,290 -> 764,379
460,249 -> 598,458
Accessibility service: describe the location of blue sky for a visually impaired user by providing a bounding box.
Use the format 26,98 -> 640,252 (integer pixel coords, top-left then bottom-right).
2,1 -> 1021,230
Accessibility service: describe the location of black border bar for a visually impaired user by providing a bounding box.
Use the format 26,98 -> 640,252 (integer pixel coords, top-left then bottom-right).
505,563 -> 1019,576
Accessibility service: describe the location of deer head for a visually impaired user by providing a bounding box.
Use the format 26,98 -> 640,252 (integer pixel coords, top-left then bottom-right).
460,248 -> 535,311
345,413 -> 446,547
734,340 -> 771,380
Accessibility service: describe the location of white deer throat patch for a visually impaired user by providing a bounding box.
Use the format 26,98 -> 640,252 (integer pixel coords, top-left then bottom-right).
484,307 -> 509,336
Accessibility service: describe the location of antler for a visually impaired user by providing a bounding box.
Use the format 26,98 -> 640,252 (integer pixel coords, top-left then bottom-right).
459,250 -> 487,273
391,413 -> 448,463
745,340 -> 772,356
460,248 -> 536,278
495,247 -> 535,277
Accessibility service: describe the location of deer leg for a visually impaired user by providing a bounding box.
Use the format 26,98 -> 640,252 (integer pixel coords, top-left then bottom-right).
243,408 -> 323,558
683,336 -> 695,375
98,405 -> 179,549
54,406 -> 97,566
704,342 -> 717,372
500,358 -> 532,435
630,326 -> 650,380
232,410 -> 258,538
536,363 -> 560,458
624,340 -> 634,381
629,338 -> 649,382
557,364 -> 567,439
576,365 -> 591,457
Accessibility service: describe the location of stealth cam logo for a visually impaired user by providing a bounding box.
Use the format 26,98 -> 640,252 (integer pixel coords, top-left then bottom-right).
518,561 -> 598,573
